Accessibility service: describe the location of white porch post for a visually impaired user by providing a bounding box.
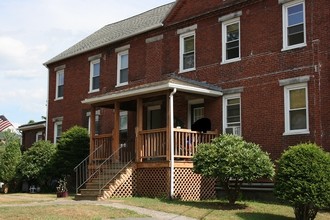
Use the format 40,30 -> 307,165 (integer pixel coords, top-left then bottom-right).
169,88 -> 177,198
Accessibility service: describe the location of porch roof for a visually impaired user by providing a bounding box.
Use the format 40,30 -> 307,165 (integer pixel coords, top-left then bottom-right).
82,77 -> 223,105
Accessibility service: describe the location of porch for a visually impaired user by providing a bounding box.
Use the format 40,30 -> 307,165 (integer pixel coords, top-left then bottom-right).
75,76 -> 222,200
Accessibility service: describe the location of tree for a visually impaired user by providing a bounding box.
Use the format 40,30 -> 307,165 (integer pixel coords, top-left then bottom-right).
53,126 -> 89,178
0,134 -> 21,187
17,140 -> 57,186
275,143 -> 330,220
193,134 -> 275,205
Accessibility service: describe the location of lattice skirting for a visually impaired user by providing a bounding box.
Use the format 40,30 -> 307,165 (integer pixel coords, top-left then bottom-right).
174,168 -> 216,201
109,165 -> 216,201
110,167 -> 137,198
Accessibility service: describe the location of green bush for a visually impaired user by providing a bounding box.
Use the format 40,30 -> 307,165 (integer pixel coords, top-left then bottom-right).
0,136 -> 21,184
17,140 -> 57,186
193,134 -> 275,204
275,143 -> 330,220
53,126 -> 89,178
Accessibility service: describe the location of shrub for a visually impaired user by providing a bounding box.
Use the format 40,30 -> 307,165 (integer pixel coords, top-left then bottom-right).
275,143 -> 330,220
17,140 -> 57,186
193,134 -> 275,205
0,136 -> 21,185
53,126 -> 89,178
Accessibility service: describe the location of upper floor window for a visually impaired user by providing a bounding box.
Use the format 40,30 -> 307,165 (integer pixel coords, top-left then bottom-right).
90,59 -> 100,92
282,0 -> 306,50
117,50 -> 129,86
284,83 -> 309,135
56,70 -> 64,100
222,18 -> 240,63
223,94 -> 241,136
180,32 -> 195,72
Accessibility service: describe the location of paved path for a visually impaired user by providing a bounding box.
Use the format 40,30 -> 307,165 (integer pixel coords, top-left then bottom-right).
0,195 -> 196,220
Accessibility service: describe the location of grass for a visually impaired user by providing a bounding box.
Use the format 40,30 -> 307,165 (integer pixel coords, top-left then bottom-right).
0,193 -> 329,220
116,197 -> 330,220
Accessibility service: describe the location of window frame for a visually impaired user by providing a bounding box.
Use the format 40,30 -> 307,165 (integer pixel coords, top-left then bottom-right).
284,83 -> 309,135
282,0 -> 306,51
222,17 -> 241,64
223,94 -> 241,136
89,58 -> 100,93
117,50 -> 129,87
54,121 -> 62,144
55,70 -> 64,100
179,31 -> 196,73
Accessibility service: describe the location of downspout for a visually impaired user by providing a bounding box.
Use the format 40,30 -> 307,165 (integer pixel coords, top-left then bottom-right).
169,88 -> 177,199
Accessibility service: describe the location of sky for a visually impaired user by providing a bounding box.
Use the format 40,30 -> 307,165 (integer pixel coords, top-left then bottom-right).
0,0 -> 174,128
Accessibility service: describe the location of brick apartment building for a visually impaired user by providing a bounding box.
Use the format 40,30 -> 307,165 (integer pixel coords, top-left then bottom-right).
44,0 -> 330,200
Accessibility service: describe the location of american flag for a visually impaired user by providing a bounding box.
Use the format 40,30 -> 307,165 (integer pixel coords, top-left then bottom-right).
0,115 -> 13,132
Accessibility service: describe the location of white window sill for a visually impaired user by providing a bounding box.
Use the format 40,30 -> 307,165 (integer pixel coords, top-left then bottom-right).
179,67 -> 196,74
221,58 -> 241,65
54,97 -> 63,101
283,130 -> 310,136
88,89 -> 100,94
116,82 -> 128,87
281,43 -> 307,52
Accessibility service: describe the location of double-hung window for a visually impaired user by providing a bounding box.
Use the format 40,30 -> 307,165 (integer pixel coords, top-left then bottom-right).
117,50 -> 129,86
90,59 -> 100,92
56,70 -> 64,100
222,18 -> 240,63
180,32 -> 195,72
282,0 -> 306,50
223,94 -> 241,136
54,121 -> 62,144
284,83 -> 309,134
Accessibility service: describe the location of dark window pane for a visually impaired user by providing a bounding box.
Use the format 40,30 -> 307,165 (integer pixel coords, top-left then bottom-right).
290,109 -> 307,130
58,85 -> 64,98
120,68 -> 128,83
183,52 -> 195,69
227,47 -> 239,60
92,76 -> 99,90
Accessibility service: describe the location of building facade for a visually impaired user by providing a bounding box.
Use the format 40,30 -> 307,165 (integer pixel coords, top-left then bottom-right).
44,0 -> 330,200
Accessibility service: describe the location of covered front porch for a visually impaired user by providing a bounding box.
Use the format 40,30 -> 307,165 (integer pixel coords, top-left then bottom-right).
75,76 -> 222,200
85,77 -> 222,166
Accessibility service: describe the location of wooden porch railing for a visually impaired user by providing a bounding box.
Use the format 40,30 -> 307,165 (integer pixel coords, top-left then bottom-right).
139,128 -> 218,160
139,128 -> 167,160
173,128 -> 217,159
92,134 -> 113,160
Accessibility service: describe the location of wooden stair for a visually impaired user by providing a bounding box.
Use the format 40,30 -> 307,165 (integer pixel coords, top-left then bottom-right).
75,164 -> 133,201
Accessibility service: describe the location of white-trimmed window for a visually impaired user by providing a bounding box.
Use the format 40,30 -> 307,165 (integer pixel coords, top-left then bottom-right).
223,94 -> 241,136
284,83 -> 309,135
54,121 -> 62,144
222,18 -> 240,63
36,131 -> 43,141
56,70 -> 64,99
180,31 -> 195,72
117,50 -> 129,86
90,59 -> 100,92
282,0 -> 306,50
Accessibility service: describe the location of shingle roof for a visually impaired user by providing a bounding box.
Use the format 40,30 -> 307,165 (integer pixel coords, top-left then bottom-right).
44,2 -> 175,66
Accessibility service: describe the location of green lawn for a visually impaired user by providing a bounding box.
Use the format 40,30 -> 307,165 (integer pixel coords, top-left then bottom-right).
0,194 -> 329,220
116,197 -> 330,220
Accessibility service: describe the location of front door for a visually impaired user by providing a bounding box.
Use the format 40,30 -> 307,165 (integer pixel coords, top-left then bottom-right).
147,105 -> 162,129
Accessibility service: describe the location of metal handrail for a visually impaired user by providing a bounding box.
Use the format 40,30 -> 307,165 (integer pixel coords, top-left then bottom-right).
74,142 -> 110,194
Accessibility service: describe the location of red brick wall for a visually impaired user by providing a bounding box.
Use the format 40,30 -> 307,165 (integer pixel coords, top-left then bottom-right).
46,0 -> 330,160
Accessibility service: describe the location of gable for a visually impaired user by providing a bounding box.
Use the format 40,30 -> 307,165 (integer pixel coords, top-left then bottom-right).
164,0 -> 249,25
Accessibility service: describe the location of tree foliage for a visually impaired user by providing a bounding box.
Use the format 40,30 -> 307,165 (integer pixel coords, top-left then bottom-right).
53,126 -> 89,177
275,143 -> 330,220
193,134 -> 275,204
0,134 -> 21,183
17,140 -> 57,185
